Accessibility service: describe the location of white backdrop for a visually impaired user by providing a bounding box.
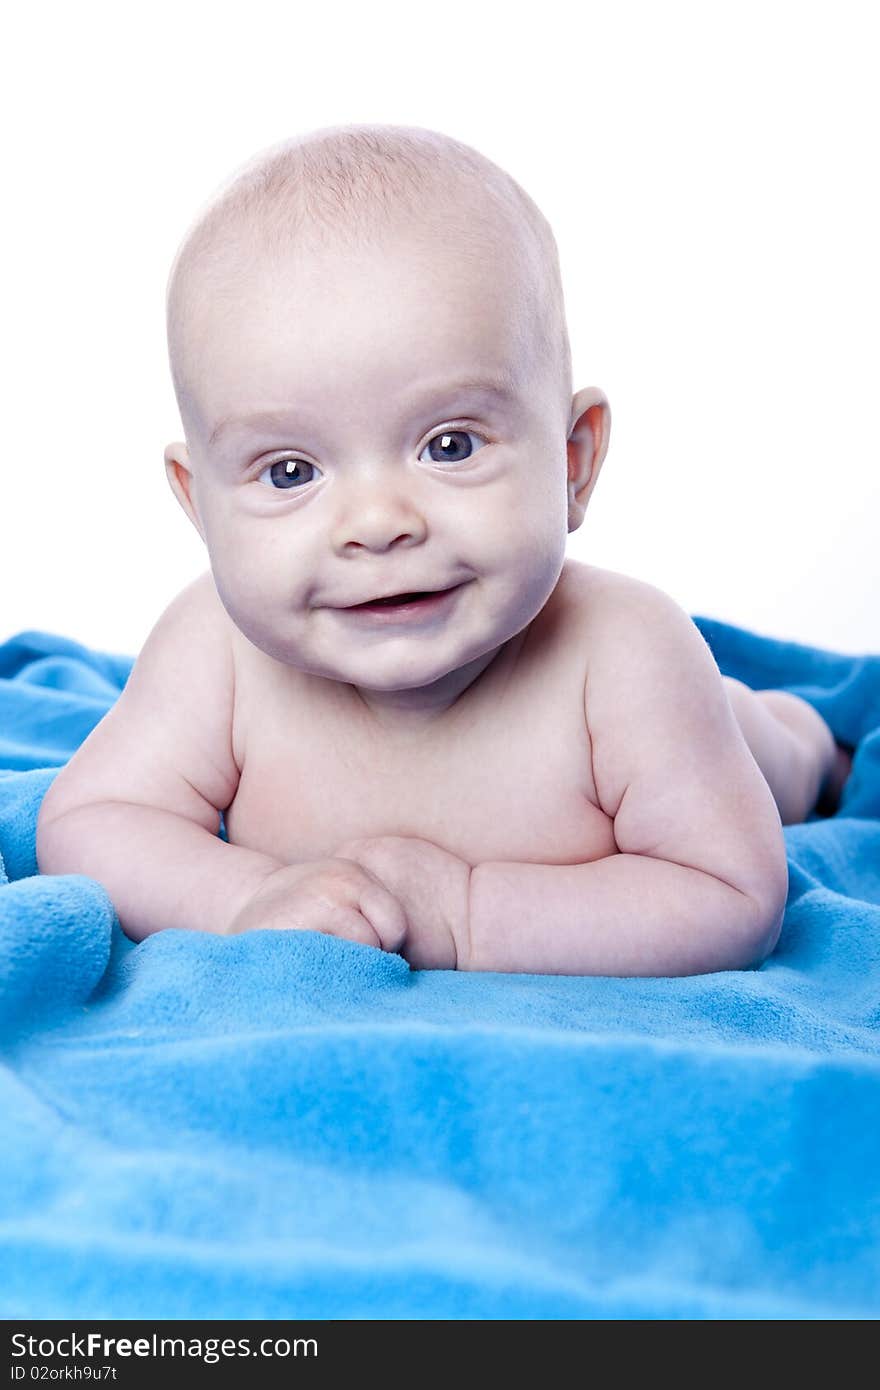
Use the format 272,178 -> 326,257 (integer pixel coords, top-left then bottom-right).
2,0 -> 877,657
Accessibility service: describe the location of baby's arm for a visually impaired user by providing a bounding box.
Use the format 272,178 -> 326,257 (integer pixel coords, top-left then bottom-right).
461,581 -> 789,975
36,574 -> 283,940
39,575 -> 407,948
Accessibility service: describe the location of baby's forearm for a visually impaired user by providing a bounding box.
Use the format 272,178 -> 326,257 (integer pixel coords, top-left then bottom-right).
37,801 -> 282,942
463,853 -> 783,976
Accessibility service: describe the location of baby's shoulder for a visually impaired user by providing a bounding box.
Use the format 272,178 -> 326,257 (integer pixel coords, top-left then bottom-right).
553,561 -> 695,679
554,559 -> 669,630
183,568 -> 232,621
558,561 -> 717,727
132,570 -> 238,708
154,569 -> 237,659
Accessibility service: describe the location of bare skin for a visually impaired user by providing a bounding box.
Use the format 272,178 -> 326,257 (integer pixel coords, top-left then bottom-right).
36,226 -> 851,975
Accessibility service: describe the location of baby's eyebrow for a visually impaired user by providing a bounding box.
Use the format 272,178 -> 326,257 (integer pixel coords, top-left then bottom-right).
206,378 -> 519,449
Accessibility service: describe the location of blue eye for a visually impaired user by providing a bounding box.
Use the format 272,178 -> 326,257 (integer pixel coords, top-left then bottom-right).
419,430 -> 486,464
257,458 -> 322,490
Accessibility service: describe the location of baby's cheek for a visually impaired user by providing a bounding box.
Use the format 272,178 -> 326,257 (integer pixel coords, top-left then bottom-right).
485,490 -> 565,572
490,512 -> 567,628
206,535 -> 269,626
211,514 -> 272,590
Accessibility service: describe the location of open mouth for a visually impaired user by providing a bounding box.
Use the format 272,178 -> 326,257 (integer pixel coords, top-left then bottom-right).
342,585 -> 463,617
357,591 -> 437,607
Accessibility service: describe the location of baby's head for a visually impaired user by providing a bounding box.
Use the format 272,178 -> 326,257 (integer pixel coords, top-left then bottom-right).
164,124 -> 610,707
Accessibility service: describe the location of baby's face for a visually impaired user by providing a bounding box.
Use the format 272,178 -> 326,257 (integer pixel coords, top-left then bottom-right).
167,232 -> 575,701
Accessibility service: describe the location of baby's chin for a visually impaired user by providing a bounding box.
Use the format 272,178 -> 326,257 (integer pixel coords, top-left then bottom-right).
226,618 -> 470,690
311,645 -> 476,691
282,638 -> 506,697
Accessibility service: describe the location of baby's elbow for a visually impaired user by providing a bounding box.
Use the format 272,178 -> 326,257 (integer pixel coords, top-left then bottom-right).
737,875 -> 788,970
35,781 -> 65,874
35,799 -> 71,877
35,776 -> 91,876
732,827 -> 789,969
737,902 -> 785,970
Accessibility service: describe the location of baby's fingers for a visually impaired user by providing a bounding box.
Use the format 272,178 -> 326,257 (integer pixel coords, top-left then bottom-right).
322,907 -> 383,950
357,881 -> 408,954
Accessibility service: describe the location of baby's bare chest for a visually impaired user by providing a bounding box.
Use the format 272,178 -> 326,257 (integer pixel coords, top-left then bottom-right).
225,631 -> 616,869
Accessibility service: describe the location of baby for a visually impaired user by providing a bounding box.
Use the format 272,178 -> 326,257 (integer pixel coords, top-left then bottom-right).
36,124 -> 851,976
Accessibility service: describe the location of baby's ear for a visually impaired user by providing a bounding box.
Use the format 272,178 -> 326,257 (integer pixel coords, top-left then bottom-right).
164,441 -> 205,541
566,388 -> 611,532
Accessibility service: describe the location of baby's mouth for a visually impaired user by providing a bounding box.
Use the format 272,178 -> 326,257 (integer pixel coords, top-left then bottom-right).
357,591 -> 435,608
342,585 -> 464,614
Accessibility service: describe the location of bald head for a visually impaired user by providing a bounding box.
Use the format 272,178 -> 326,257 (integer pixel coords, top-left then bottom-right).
165,124 -> 572,439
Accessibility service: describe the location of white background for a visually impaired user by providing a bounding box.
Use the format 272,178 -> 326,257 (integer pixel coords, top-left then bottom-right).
2,0 -> 877,657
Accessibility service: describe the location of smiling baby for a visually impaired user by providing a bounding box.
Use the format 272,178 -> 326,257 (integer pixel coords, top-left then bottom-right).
35,124 -> 851,975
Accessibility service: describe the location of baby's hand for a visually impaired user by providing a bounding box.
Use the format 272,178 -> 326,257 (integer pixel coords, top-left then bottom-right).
334,836 -> 472,970
227,858 -> 408,953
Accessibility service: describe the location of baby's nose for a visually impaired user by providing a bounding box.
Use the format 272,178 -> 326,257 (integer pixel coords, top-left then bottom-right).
330,478 -> 428,553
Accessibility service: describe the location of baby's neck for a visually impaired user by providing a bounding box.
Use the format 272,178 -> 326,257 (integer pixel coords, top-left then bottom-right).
350,631 -> 525,735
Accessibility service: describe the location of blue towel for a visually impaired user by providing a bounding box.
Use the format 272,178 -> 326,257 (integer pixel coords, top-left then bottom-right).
1,619 -> 879,1320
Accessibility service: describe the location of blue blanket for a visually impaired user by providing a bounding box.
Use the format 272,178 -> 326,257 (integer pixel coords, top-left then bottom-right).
1,619 -> 879,1320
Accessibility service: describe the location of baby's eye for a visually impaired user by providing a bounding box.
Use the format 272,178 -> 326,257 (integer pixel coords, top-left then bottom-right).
419,429 -> 487,465
257,458 -> 322,490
